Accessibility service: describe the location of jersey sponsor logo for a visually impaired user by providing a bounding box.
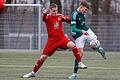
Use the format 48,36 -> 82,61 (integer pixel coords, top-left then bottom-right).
54,21 -> 59,29
58,17 -> 61,21
79,18 -> 81,20
81,21 -> 85,26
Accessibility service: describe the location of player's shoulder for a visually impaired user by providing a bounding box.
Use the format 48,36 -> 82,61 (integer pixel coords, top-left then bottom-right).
71,10 -> 79,19
46,14 -> 51,17
72,10 -> 78,15
57,13 -> 64,17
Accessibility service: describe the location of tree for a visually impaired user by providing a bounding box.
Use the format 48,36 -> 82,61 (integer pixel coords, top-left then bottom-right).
102,0 -> 111,14
90,0 -> 99,35
71,0 -> 75,13
90,0 -> 99,15
90,0 -> 111,14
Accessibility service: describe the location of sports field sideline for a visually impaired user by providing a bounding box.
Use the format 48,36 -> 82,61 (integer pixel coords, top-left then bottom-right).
0,51 -> 120,80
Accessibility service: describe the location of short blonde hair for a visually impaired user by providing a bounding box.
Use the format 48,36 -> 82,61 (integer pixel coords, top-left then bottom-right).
49,3 -> 58,9
80,0 -> 90,9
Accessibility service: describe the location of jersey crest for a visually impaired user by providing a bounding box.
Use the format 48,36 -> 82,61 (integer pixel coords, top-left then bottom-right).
54,21 -> 59,29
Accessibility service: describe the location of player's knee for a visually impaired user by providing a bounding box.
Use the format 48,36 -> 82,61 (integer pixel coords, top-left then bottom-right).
67,41 -> 76,48
90,39 -> 100,49
39,55 -> 48,62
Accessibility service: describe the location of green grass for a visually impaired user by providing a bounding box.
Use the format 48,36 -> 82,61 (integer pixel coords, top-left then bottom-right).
0,51 -> 120,80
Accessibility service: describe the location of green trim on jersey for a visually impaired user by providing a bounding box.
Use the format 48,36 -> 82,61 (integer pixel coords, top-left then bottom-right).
70,10 -> 89,39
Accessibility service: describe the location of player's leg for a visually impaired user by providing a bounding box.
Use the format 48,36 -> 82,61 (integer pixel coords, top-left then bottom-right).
67,41 -> 80,80
96,45 -> 106,59
69,49 -> 86,80
74,36 -> 87,69
69,58 -> 87,80
77,48 -> 87,69
87,28 -> 106,59
23,39 -> 57,78
69,59 -> 78,80
90,40 -> 106,59
68,36 -> 87,80
67,41 -> 81,63
23,55 -> 48,78
60,37 -> 81,80
67,41 -> 87,80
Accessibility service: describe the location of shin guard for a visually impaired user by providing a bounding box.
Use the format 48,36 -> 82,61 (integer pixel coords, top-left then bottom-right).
72,46 -> 81,63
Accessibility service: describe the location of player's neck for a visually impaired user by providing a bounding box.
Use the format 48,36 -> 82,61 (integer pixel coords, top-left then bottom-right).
50,14 -> 57,17
77,8 -> 82,14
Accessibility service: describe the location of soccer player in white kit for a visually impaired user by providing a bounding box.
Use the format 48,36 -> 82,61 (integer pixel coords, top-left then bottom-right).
69,1 -> 106,80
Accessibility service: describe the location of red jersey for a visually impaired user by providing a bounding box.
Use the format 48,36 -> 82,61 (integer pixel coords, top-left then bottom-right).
43,13 -> 71,38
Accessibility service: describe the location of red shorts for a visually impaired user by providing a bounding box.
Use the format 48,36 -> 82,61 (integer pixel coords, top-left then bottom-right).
42,36 -> 71,56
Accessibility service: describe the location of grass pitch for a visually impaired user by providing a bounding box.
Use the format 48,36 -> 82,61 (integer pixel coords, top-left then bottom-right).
0,51 -> 120,80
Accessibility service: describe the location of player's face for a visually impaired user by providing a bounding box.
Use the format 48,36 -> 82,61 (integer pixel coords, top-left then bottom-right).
50,7 -> 58,17
79,6 -> 89,14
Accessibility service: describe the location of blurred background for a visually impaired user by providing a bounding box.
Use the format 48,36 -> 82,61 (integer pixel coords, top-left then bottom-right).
0,0 -> 120,52
0,1 -> 120,80
4,0 -> 120,14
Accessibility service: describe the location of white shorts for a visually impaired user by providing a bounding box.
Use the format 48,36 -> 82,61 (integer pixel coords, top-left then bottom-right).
75,28 -> 97,48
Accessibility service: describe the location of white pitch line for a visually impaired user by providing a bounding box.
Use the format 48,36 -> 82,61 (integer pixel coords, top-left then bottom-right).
0,65 -> 120,70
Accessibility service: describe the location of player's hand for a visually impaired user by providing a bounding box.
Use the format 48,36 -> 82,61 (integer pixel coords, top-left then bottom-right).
42,8 -> 49,14
82,30 -> 89,35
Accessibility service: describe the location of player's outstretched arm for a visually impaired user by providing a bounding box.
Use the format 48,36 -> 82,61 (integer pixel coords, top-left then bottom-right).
61,14 -> 71,23
42,8 -> 49,22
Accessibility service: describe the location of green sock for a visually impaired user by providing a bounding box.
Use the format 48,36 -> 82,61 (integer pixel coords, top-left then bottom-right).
73,59 -> 79,73
96,46 -> 104,53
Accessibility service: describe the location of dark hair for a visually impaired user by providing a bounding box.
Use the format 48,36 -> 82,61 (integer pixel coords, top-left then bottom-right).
50,3 -> 58,9
80,0 -> 90,9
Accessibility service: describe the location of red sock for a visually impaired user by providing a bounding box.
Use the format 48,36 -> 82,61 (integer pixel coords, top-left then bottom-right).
72,46 -> 81,63
32,59 -> 44,73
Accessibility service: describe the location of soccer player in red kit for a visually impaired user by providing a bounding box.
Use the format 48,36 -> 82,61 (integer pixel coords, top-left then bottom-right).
23,3 -> 81,78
